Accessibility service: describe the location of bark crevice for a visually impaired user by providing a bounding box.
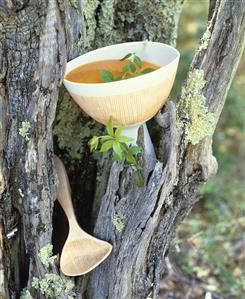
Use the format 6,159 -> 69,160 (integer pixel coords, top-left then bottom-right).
0,0 -> 244,298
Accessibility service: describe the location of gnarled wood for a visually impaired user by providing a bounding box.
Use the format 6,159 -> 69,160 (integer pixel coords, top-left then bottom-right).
0,0 -> 244,298
82,1 -> 245,299
0,1 -> 67,297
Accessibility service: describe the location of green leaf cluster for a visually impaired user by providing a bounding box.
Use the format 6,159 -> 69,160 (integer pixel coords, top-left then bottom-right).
100,53 -> 155,83
89,117 -> 144,187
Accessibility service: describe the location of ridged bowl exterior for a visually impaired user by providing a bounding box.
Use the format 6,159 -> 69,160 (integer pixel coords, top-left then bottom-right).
64,41 -> 180,126
70,75 -> 175,126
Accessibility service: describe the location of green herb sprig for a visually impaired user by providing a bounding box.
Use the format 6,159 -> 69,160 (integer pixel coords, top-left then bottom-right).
89,117 -> 144,187
100,53 -> 155,83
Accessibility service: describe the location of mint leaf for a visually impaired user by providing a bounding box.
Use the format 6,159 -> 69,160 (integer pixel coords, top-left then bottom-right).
134,55 -> 142,68
106,116 -> 114,136
114,76 -> 123,81
125,151 -> 137,165
133,169 -> 144,187
100,136 -> 113,141
113,153 -> 125,161
100,140 -> 114,152
117,136 -> 134,143
100,70 -> 114,82
115,126 -> 123,138
113,141 -> 123,159
89,136 -> 99,151
139,68 -> 155,75
130,146 -> 142,155
129,61 -> 136,73
122,63 -> 131,73
120,53 -> 132,61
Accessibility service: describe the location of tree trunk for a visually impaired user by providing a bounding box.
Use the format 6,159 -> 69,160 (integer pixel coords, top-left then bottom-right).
0,1 -> 244,299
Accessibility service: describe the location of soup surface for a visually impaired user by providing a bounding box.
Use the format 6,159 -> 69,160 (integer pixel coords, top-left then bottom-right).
65,59 -> 160,83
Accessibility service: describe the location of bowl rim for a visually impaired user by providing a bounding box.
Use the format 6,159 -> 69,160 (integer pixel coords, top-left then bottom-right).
63,41 -> 180,88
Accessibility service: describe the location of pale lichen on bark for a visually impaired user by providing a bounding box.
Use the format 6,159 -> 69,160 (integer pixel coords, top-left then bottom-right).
112,212 -> 125,232
30,245 -> 75,298
20,289 -> 33,299
96,0 -> 183,46
83,0 -> 100,48
18,121 -> 31,141
179,69 -> 215,145
32,274 -> 74,298
38,244 -> 57,266
70,0 -> 78,10
199,25 -> 211,51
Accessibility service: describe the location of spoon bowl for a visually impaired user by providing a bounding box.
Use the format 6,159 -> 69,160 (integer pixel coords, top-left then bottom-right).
60,236 -> 112,276
54,155 -> 112,276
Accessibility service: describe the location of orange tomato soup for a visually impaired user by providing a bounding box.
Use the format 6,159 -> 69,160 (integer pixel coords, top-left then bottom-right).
65,59 -> 160,83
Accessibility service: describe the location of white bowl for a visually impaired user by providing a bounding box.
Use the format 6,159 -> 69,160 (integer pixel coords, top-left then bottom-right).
64,41 -> 180,126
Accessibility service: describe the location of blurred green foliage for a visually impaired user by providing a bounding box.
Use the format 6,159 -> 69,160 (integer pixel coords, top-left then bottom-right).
174,1 -> 245,298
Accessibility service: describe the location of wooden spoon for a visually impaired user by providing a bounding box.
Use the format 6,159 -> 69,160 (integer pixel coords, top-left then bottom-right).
54,155 -> 112,276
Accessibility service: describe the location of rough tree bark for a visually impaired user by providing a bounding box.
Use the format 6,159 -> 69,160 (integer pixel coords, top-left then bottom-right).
0,1 -> 244,299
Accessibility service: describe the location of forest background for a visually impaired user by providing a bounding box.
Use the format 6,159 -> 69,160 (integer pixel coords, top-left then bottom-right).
159,1 -> 245,299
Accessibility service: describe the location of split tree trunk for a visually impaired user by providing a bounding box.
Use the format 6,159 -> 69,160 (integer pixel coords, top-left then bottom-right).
0,0 -> 244,299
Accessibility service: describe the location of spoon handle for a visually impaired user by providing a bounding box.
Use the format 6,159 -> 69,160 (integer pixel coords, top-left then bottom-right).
54,155 -> 77,222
